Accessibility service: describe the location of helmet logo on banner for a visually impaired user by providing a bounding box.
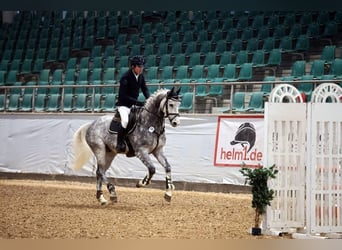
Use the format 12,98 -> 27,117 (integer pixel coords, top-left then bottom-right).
230,122 -> 256,153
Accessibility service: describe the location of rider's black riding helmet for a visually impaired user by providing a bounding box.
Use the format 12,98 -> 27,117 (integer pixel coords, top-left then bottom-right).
130,55 -> 145,67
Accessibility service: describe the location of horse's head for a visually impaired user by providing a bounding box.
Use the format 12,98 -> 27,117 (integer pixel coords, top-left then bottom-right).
162,87 -> 181,127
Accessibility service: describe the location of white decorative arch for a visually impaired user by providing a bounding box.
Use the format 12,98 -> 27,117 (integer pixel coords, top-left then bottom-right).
311,83 -> 342,103
269,84 -> 304,103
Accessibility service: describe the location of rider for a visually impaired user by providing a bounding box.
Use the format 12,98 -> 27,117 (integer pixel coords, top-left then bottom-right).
110,55 -> 150,153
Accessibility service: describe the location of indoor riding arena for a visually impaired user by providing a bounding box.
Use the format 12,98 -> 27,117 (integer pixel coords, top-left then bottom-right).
1,10 -> 342,240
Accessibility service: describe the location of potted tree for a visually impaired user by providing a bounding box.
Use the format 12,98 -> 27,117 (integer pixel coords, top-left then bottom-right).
239,163 -> 278,235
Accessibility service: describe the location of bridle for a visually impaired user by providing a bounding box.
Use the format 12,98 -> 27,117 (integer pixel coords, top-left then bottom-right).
140,90 -> 181,126
161,96 -> 181,124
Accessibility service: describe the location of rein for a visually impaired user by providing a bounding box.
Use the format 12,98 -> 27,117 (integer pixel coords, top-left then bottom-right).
136,94 -> 180,152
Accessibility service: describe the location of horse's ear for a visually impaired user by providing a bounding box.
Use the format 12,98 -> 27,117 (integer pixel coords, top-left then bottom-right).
168,86 -> 175,97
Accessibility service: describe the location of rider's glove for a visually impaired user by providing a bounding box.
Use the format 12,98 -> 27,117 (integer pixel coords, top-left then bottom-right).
136,101 -> 145,106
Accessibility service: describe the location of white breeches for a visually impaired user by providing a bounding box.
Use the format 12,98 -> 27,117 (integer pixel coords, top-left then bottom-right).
118,106 -> 131,128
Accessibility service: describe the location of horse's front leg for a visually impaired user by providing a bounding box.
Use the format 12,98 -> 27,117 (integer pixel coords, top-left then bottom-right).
135,150 -> 156,188
153,149 -> 175,202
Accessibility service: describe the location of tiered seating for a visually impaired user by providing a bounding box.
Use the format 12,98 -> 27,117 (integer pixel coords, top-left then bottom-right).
1,10 -> 342,113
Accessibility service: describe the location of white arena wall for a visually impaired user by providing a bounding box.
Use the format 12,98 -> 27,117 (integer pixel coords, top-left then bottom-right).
0,113 -> 263,186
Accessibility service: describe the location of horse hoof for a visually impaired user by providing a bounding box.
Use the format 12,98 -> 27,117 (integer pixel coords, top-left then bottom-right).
98,194 -> 108,206
164,193 -> 172,202
110,196 -> 118,203
136,180 -> 145,188
100,200 -> 108,206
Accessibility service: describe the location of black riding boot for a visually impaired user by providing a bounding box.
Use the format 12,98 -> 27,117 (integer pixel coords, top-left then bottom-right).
116,126 -> 127,153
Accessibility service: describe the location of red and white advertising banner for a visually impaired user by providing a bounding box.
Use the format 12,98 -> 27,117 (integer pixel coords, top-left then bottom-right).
214,115 -> 264,167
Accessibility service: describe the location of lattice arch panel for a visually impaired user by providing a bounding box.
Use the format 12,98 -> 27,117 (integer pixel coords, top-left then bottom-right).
264,83 -> 342,238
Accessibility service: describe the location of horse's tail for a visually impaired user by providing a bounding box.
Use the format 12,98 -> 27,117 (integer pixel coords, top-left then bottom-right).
71,123 -> 93,171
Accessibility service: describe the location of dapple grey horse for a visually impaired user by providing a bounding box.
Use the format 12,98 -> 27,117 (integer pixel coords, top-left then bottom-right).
71,87 -> 181,205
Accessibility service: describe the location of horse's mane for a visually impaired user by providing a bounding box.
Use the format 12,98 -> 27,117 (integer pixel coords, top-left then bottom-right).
145,88 -> 169,108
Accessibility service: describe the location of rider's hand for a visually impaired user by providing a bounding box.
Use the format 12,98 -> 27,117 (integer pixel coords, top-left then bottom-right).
136,101 -> 145,106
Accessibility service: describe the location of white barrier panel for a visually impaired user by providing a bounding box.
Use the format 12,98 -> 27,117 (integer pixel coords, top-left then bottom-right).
307,103 -> 342,234
264,103 -> 307,232
264,102 -> 342,236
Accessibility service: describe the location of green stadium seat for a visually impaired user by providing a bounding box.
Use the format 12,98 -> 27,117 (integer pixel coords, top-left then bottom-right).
295,34 -> 310,52
178,79 -> 192,94
309,59 -> 325,79
179,92 -> 193,112
245,92 -> 265,113
329,58 -> 342,79
267,48 -> 282,66
246,38 -> 259,53
251,50 -> 266,67
184,41 -> 198,55
261,76 -> 275,94
222,64 -> 237,82
290,60 -> 306,79
7,93 -> 20,112
174,65 -> 189,82
262,37 -> 275,52
89,68 -> 103,93
62,94 -> 74,112
173,53 -> 186,68
257,26 -> 270,40
289,23 -> 302,39
219,51 -> 233,66
297,75 -> 314,102
237,63 -> 253,81
75,68 -> 89,94
102,93 -> 117,112
215,40 -> 227,54
279,36 -> 294,53
74,93 -> 89,112
160,66 -> 174,81
0,94 -> 5,112
91,57 -> 103,70
145,66 -> 159,80
190,65 -> 205,82
188,52 -> 201,67
230,39 -> 242,53
142,43 -> 154,56
159,54 -> 172,68
46,94 -> 60,112
170,42 -> 183,55
321,45 -> 336,64
235,50 -> 249,66
203,52 -> 217,66
90,93 -> 103,112
231,92 -> 246,113
267,14 -> 279,28
206,64 -> 220,82
33,94 -> 46,112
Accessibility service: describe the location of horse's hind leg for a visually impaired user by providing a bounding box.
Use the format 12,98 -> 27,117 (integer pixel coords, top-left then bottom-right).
104,153 -> 118,203
95,151 -> 117,205
96,167 -> 108,205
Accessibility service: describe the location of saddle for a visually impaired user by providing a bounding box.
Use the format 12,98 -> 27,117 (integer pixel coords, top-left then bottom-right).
109,106 -> 140,157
